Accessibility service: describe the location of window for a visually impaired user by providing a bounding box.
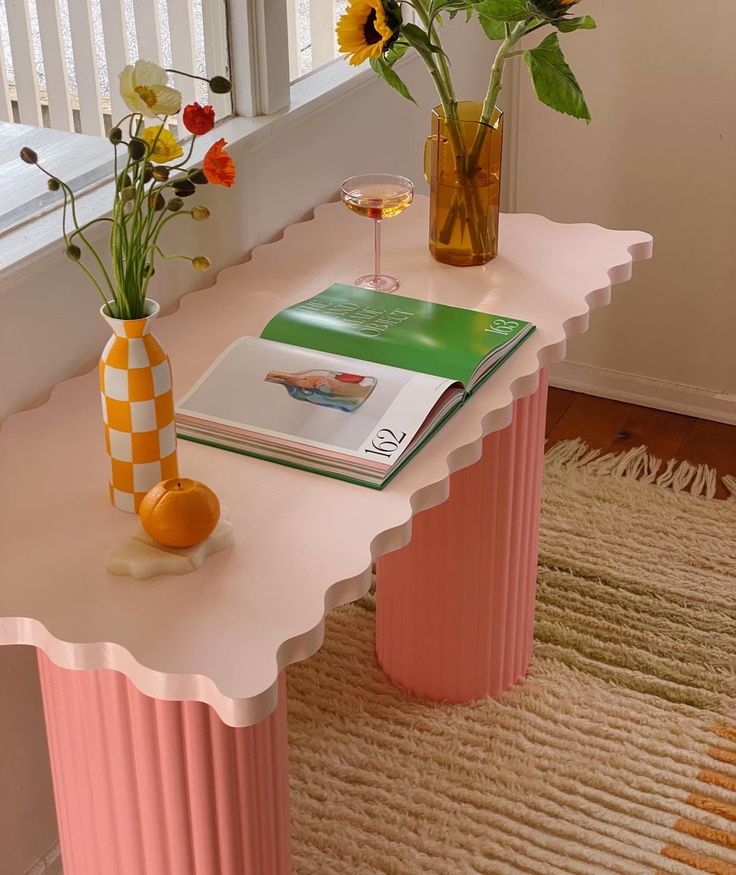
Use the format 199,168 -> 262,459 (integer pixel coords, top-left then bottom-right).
0,0 -> 232,135
288,0 -> 347,81
0,0 -> 372,249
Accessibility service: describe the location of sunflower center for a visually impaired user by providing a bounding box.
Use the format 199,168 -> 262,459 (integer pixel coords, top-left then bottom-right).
362,10 -> 382,45
135,85 -> 158,108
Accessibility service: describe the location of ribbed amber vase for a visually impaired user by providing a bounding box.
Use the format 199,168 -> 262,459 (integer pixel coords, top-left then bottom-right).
424,101 -> 504,267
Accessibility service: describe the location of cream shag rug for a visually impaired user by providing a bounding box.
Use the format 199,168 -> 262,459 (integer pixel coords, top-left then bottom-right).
287,440 -> 736,875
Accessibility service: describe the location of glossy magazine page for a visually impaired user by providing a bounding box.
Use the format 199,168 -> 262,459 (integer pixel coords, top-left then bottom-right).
176,337 -> 462,480
261,283 -> 533,387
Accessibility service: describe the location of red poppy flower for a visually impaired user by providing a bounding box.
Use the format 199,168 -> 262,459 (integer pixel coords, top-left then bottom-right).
203,138 -> 236,187
183,102 -> 215,135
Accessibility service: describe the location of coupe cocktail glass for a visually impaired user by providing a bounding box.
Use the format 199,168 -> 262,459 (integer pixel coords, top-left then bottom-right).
341,173 -> 414,293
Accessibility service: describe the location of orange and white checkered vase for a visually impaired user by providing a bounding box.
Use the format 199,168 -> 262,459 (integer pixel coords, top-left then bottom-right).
99,299 -> 178,513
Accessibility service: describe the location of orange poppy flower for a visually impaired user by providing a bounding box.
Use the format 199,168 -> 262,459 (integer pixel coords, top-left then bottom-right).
183,102 -> 215,136
203,138 -> 236,187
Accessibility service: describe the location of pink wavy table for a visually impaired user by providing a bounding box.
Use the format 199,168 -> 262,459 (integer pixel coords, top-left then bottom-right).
0,198 -> 652,874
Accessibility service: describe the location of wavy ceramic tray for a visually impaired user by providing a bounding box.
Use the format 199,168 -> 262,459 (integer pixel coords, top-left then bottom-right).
0,198 -> 652,726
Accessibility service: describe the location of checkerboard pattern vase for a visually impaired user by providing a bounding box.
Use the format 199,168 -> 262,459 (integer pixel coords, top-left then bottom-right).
99,299 -> 178,513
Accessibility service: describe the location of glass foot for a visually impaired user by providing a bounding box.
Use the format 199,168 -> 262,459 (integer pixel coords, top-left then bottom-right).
354,274 -> 400,293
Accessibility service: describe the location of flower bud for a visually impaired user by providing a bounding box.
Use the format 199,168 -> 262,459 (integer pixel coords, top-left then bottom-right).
117,172 -> 132,189
66,244 -> 82,261
149,192 -> 166,212
152,165 -> 170,182
209,76 -> 231,94
173,179 -> 196,198
189,168 -> 208,185
191,205 -> 210,221
142,162 -> 153,183
20,147 -> 38,164
120,186 -> 136,203
143,263 -> 155,277
128,137 -> 147,161
167,198 -> 184,212
47,178 -> 60,192
108,126 -> 123,144
192,255 -> 211,271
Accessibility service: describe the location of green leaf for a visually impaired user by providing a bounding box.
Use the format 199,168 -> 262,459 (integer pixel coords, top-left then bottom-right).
474,0 -> 529,22
556,14 -> 596,32
523,32 -> 590,121
402,22 -> 445,55
477,12 -> 507,40
370,55 -> 417,104
384,42 -> 409,66
430,0 -> 471,15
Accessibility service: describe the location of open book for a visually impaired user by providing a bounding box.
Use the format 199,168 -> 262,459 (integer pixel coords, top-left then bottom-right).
176,284 -> 535,488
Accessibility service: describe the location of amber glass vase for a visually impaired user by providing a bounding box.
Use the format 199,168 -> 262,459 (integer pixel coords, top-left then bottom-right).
424,101 -> 504,267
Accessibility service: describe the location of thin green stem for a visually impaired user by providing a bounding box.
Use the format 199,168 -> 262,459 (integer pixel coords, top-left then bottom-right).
165,68 -> 210,84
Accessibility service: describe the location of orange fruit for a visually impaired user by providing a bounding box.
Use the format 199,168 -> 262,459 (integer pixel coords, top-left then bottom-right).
139,478 -> 220,548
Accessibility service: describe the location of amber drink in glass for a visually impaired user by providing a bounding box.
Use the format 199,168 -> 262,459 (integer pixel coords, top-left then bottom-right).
341,173 -> 414,292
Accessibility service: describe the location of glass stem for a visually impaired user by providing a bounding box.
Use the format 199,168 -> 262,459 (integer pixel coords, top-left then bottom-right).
374,218 -> 381,280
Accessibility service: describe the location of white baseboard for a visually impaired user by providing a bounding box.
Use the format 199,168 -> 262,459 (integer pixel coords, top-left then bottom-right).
550,361 -> 736,426
24,844 -> 61,875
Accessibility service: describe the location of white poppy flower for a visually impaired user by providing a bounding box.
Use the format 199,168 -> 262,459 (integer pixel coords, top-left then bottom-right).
119,60 -> 182,118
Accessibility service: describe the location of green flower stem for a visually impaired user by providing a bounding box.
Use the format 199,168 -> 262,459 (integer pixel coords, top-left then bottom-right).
59,186 -> 109,307
481,19 -> 527,126
432,17 -> 530,254
68,217 -> 114,241
169,134 -> 199,171
165,68 -> 209,85
58,179 -> 116,300
142,212 -> 194,297
468,19 -> 528,172
153,245 -> 192,261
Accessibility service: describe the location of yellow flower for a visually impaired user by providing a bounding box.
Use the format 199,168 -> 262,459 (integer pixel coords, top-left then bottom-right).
119,60 -> 181,117
141,126 -> 184,164
336,0 -> 397,67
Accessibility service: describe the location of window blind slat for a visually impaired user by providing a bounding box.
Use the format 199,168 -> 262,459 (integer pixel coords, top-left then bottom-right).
286,0 -> 300,81
309,0 -> 337,71
36,0 -> 74,132
166,0 -> 197,107
5,0 -> 42,126
202,0 -> 230,119
100,0 -> 130,123
0,41 -> 14,122
66,0 -> 105,135
133,0 -> 163,68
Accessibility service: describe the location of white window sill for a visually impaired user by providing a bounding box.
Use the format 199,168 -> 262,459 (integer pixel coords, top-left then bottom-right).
0,55 -> 416,278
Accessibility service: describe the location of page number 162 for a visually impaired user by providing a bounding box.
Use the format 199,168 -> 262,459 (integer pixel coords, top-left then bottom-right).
364,428 -> 407,458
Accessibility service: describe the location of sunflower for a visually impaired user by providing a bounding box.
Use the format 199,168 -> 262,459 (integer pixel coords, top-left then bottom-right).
336,0 -> 400,67
529,0 -> 580,20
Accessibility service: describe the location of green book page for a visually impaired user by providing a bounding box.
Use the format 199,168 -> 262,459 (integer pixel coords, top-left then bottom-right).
261,283 -> 533,387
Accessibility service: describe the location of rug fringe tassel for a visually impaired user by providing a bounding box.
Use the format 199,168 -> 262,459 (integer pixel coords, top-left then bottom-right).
546,438 -> 732,500
723,475 -> 736,501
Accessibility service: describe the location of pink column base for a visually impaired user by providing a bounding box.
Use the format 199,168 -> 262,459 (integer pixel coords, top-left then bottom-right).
37,653 -> 292,875
376,371 -> 548,702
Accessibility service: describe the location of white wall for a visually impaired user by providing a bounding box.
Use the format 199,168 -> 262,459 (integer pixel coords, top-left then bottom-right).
0,23 -> 495,873
512,0 -> 736,421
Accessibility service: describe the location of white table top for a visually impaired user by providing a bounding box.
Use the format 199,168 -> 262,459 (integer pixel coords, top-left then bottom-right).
0,198 -> 652,726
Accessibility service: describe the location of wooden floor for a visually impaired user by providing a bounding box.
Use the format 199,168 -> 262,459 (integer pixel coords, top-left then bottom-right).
545,389 -> 736,499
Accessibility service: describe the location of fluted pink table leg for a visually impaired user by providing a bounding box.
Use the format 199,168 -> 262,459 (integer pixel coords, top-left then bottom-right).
37,653 -> 291,875
376,370 -> 548,702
